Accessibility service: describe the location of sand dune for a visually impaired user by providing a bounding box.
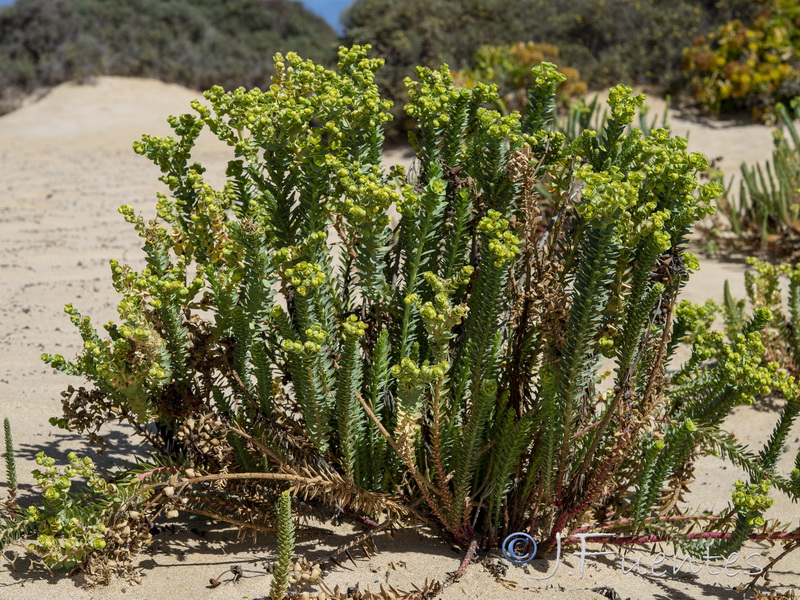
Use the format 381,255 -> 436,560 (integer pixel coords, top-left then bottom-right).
0,76 -> 797,599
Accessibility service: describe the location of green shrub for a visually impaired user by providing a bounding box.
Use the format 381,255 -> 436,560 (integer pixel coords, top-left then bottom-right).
4,46 -> 799,580
0,0 -> 338,114
683,0 -> 800,120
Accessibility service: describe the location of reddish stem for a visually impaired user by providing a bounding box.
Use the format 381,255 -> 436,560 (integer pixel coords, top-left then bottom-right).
136,465 -> 180,481
569,513 -> 721,535
450,540 -> 478,582
563,531 -> 800,545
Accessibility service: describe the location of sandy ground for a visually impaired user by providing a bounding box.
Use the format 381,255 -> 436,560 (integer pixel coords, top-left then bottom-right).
0,77 -> 798,599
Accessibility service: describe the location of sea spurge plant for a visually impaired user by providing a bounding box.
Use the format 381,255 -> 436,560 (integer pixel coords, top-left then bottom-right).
4,452 -> 154,573
653,283 -> 800,559
10,45 -> 800,579
477,211 -> 522,266
723,257 -> 800,374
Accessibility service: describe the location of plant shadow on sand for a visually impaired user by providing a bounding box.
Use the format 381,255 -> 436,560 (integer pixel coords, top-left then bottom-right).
0,424 -> 148,500
0,517 -> 456,591
0,509 -> 797,598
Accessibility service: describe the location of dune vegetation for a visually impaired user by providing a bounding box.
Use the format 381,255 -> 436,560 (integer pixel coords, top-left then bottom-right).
0,0 -> 339,113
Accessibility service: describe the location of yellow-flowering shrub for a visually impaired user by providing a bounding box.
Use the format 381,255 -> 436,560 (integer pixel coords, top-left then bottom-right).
683,0 -> 800,120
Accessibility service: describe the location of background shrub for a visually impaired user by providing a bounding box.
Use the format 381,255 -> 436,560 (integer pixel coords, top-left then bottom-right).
0,0 -> 339,114
343,0 -> 761,128
452,42 -> 588,116
683,0 -> 800,119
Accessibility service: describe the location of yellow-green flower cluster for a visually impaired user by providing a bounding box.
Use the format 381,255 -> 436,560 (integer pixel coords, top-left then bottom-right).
391,357 -> 422,383
329,158 -> 397,229
391,357 -> 450,388
32,452 -> 96,504
273,231 -> 327,263
693,331 -> 727,363
123,160 -> 239,269
198,45 -> 392,161
532,61 -> 568,89
683,252 -> 701,273
575,164 -> 641,223
405,270 -> 471,342
607,84 -> 645,125
118,203 -> 147,232
475,107 -> 523,143
639,131 -> 690,190
43,284 -> 172,420
341,315 -> 367,339
283,261 -> 326,297
675,300 -> 719,329
598,335 -> 616,358
119,199 -> 184,263
398,177 -> 447,217
188,181 -> 240,266
571,112 -> 716,252
719,328 -> 777,404
405,65 -> 482,127
477,210 -> 521,267
675,299 -> 719,341
281,338 -> 323,355
119,202 -> 187,265
305,323 -> 327,345
132,115 -> 203,193
281,321 -> 328,355
635,130 -> 718,239
406,64 -> 522,145
109,259 -> 202,312
732,479 -> 774,527
423,266 -> 474,291
744,257 -> 787,309
734,259 -> 800,377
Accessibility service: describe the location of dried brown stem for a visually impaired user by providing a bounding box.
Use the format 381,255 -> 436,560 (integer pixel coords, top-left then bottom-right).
182,505 -> 277,534
226,424 -> 284,464
318,518 -> 397,569
355,391 -> 436,497
746,537 -> 800,591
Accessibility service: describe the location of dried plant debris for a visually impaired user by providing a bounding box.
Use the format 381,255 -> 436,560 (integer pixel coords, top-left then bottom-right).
751,590 -> 798,600
591,586 -> 627,600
